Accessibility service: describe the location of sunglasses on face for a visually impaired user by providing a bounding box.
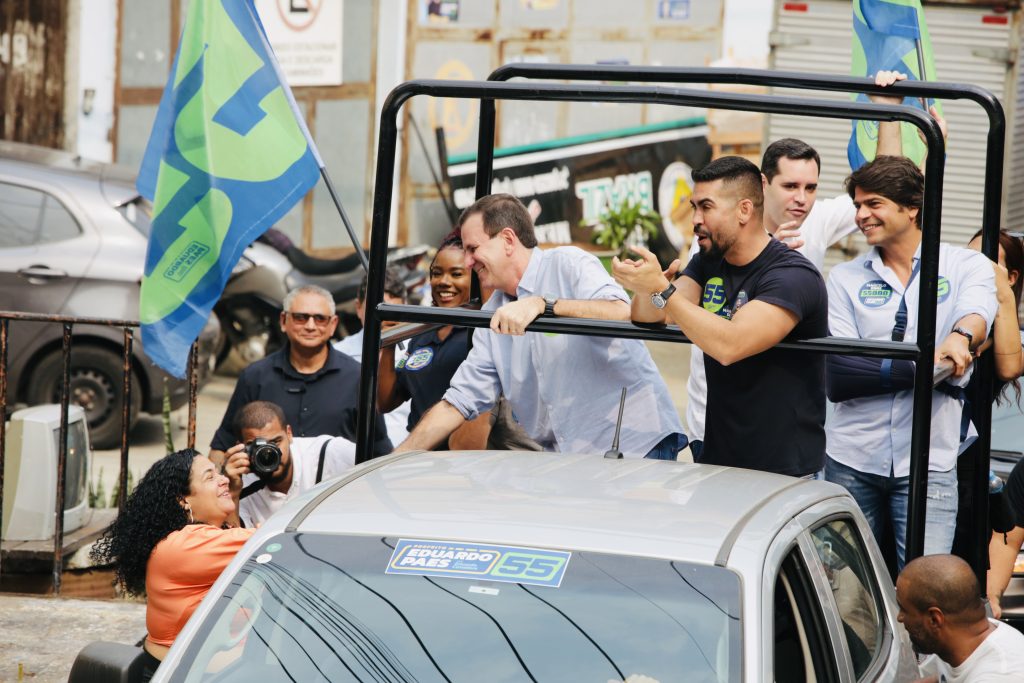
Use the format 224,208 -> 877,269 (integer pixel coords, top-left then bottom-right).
288,311 -> 333,325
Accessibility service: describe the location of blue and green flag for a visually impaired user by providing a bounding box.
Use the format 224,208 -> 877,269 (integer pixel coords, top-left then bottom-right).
137,0 -> 320,378
849,0 -> 942,170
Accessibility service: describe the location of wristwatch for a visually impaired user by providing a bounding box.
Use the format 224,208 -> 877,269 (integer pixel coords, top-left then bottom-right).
543,295 -> 558,316
952,326 -> 974,347
651,283 -> 677,309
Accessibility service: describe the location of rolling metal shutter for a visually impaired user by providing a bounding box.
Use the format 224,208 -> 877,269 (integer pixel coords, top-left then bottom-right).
767,0 -> 1019,263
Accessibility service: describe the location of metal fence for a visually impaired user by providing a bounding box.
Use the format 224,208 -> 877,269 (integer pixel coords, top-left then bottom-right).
0,311 -> 199,594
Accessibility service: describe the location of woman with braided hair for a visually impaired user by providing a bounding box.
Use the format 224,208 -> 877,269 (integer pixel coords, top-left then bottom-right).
91,448 -> 254,676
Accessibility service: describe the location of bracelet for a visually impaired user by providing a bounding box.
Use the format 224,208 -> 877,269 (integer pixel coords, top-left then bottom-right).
994,349 -> 1023,355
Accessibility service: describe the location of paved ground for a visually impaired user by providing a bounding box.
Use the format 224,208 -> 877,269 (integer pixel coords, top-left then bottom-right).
1,595 -> 147,683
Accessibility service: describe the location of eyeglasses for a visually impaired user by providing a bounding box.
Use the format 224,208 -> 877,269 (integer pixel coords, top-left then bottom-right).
288,311 -> 333,325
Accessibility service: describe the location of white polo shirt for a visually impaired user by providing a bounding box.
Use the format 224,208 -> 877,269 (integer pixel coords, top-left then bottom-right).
825,242 -> 996,477
238,435 -> 356,527
685,194 -> 857,441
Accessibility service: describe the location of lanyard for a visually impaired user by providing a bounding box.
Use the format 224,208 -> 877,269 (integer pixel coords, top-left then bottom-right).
891,258 -> 922,343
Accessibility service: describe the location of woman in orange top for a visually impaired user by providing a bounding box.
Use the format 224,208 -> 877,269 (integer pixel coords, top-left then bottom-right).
92,448 -> 254,678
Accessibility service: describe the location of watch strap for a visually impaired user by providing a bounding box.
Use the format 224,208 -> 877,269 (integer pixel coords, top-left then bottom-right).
952,326 -> 974,346
543,296 -> 557,316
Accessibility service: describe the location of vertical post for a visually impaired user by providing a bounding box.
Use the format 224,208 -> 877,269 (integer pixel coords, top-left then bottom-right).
53,323 -> 73,595
118,328 -> 133,510
968,114 -> 1006,590
474,99 -> 497,200
187,341 -> 198,450
0,318 -> 8,583
356,91 -> 403,464
904,125 -> 945,564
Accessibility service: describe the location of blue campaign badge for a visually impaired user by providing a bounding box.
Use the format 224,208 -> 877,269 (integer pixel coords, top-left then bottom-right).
404,347 -> 434,371
937,276 -> 950,303
386,539 -> 571,588
858,280 -> 894,308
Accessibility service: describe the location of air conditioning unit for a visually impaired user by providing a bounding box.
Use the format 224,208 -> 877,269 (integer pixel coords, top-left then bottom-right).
2,404 -> 92,541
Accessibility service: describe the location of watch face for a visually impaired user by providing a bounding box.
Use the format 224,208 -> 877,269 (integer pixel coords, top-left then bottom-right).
651,293 -> 665,309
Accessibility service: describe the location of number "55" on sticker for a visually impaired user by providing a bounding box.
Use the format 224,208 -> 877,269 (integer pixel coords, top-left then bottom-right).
493,553 -> 566,581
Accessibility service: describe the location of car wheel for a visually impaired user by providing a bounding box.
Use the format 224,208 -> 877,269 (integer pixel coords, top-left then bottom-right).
27,346 -> 143,450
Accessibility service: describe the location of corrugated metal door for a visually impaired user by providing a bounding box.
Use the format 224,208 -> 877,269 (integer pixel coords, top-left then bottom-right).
768,0 -> 1018,261
0,0 -> 66,148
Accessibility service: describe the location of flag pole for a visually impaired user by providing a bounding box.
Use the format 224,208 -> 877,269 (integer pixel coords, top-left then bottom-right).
914,38 -> 930,111
319,166 -> 369,272
249,4 -> 370,273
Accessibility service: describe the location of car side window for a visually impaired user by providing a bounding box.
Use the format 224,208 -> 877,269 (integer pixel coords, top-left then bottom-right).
0,182 -> 81,248
809,519 -> 886,680
774,551 -> 840,683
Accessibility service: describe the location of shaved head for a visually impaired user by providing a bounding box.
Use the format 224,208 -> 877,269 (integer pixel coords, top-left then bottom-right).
898,555 -> 985,623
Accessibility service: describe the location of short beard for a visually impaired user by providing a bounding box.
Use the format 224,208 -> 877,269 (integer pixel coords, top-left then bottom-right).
700,236 -> 726,261
264,460 -> 292,486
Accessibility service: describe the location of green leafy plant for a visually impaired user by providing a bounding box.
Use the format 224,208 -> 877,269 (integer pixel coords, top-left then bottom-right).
162,378 -> 175,454
583,197 -> 661,260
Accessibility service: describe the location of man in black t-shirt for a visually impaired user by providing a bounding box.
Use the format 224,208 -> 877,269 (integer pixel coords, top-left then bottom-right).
612,156 -> 828,476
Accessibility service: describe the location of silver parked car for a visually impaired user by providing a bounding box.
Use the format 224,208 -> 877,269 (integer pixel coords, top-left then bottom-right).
151,451 -> 921,682
0,142 -> 218,448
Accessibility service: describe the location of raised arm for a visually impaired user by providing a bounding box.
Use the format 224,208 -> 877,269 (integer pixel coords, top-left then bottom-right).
377,345 -> 410,413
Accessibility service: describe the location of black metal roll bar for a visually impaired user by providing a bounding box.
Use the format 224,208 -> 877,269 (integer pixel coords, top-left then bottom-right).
479,64 -> 1004,591
357,77 -> 952,574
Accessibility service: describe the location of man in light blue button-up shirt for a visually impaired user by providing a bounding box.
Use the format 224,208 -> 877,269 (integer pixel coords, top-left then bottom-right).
824,156 -> 996,569
396,194 -> 685,459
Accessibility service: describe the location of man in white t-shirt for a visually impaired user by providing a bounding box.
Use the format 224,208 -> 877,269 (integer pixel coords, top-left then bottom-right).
897,554 -> 1024,681
224,400 -> 356,528
685,71 -> 911,459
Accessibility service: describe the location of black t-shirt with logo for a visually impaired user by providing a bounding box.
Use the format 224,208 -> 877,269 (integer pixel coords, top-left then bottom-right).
396,326 -> 472,431
682,237 -> 829,476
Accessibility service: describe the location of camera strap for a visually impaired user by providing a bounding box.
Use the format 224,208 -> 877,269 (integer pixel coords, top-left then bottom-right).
239,479 -> 266,500
316,439 -> 329,484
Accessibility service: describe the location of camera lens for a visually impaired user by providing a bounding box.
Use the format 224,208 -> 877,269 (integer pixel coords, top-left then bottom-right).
246,438 -> 282,478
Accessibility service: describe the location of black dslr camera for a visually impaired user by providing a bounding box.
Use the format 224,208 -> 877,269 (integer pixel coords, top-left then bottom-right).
245,438 -> 282,477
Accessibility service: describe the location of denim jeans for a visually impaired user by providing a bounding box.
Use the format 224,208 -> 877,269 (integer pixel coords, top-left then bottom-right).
825,456 -> 958,570
644,433 -> 688,460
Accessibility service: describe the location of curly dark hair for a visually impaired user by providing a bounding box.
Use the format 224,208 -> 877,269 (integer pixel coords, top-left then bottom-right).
91,448 -> 197,596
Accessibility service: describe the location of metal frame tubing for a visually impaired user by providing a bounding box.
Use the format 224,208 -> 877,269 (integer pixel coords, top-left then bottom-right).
482,64 -> 1005,587
53,323 -> 73,594
118,328 -> 133,510
0,319 -> 7,583
358,81 -> 945,566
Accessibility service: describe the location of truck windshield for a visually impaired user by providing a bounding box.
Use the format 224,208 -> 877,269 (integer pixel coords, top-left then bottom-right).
172,533 -> 742,683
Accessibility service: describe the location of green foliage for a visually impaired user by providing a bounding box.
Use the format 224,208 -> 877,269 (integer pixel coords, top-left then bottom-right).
110,467 -> 135,509
89,467 -> 104,508
162,379 -> 175,454
583,197 -> 661,259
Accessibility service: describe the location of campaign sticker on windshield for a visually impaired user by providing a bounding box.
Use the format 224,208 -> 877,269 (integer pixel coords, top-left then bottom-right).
386,539 -> 571,588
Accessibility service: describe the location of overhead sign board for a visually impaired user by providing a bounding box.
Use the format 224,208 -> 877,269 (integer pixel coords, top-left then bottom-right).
256,0 -> 343,87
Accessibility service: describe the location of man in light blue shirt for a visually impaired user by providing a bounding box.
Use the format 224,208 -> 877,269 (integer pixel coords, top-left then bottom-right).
396,194 -> 685,459
825,156 -> 996,568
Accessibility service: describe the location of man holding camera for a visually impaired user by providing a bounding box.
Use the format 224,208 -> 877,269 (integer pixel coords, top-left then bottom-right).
223,400 -> 356,528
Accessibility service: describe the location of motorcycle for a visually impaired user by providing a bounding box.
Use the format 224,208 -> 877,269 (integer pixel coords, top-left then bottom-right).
215,230 -> 429,371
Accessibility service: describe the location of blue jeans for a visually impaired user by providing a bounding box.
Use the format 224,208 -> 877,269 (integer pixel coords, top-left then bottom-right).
645,433 -> 688,460
825,456 -> 958,570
